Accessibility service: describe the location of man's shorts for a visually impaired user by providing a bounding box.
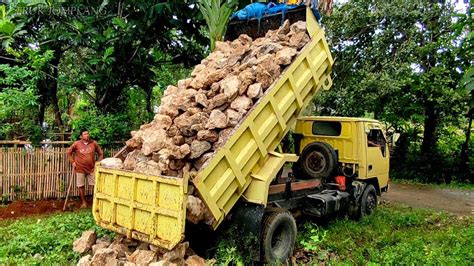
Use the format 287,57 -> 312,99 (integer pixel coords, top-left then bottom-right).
76,173 -> 95,187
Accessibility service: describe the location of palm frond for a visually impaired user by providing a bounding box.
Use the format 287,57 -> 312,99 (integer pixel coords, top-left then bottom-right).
197,0 -> 238,51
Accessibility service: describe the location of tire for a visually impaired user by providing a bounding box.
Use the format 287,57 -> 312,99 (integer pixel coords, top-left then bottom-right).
350,184 -> 377,220
360,184 -> 377,216
293,142 -> 338,180
261,210 -> 297,263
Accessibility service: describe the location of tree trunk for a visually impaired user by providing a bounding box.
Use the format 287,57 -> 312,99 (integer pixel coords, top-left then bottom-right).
459,109 -> 472,176
145,87 -> 153,115
38,97 -> 46,127
421,101 -> 438,156
49,51 -> 64,132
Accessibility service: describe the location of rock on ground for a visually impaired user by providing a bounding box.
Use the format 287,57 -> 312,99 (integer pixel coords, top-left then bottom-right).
127,250 -> 157,265
76,234 -> 208,266
73,230 -> 97,254
185,255 -> 206,266
90,248 -> 118,266
77,255 -> 91,266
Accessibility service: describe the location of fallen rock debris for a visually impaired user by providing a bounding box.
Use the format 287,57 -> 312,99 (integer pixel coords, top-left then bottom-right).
74,233 -> 205,266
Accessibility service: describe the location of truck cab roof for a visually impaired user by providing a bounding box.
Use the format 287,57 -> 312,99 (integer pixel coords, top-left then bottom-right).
298,116 -> 381,123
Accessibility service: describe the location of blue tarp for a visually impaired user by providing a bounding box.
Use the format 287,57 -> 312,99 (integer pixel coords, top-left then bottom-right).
231,2 -> 299,21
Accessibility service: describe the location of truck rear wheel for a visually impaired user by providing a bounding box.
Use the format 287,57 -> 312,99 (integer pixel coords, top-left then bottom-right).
261,210 -> 297,263
293,142 -> 338,180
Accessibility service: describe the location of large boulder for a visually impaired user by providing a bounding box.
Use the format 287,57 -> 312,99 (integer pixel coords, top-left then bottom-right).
100,158 -> 123,169
123,150 -> 147,170
153,114 -> 173,130
127,250 -> 157,265
230,96 -> 253,112
92,241 -> 110,254
208,93 -> 228,110
186,195 -> 212,224
275,47 -> 298,66
255,57 -> 281,90
73,230 -> 97,254
185,255 -> 206,266
109,243 -> 130,258
141,128 -> 168,156
225,109 -> 244,127
77,255 -> 91,266
247,83 -> 263,99
220,75 -> 240,98
90,248 -> 118,266
289,32 -> 310,50
237,69 -> 256,95
189,141 -> 211,159
196,130 -> 219,143
205,110 -> 228,130
162,242 -> 189,261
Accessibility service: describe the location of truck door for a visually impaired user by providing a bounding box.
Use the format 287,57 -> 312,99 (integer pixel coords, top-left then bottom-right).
365,125 -> 389,187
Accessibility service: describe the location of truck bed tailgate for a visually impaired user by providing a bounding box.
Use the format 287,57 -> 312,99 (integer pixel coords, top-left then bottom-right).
93,166 -> 188,250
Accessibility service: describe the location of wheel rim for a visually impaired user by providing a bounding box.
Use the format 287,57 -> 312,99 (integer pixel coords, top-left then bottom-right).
366,192 -> 376,214
271,223 -> 290,258
305,151 -> 326,175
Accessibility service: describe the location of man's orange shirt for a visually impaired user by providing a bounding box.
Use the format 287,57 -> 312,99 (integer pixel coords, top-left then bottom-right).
67,140 -> 103,174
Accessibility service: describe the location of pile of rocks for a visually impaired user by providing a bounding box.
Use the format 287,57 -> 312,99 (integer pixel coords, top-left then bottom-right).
74,231 -> 206,266
100,20 -> 310,225
114,20 -> 309,178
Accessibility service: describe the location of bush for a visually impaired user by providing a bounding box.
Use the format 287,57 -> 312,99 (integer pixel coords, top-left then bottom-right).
71,108 -> 132,146
0,65 -> 42,142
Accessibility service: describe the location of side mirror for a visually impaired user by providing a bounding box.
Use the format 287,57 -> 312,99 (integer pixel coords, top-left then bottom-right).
392,133 -> 400,145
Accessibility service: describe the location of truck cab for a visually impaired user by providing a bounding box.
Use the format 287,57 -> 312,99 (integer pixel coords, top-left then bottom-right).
293,116 -> 390,194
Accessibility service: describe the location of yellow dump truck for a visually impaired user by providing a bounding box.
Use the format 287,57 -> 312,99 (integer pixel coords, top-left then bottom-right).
93,7 -> 389,263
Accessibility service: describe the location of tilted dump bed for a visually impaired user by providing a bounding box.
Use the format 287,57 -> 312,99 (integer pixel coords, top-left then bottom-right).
93,8 -> 333,250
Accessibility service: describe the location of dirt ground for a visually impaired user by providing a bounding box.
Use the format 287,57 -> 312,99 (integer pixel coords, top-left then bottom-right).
381,182 -> 474,215
0,196 -> 93,220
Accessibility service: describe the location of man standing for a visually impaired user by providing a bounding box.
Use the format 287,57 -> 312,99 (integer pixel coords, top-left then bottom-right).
67,129 -> 103,208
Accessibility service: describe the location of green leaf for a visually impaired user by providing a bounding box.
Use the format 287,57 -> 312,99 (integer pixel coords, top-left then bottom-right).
112,17 -> 127,29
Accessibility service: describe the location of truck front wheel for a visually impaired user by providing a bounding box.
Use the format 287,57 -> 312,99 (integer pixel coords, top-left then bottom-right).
261,210 -> 297,263
361,184 -> 377,216
349,184 -> 377,219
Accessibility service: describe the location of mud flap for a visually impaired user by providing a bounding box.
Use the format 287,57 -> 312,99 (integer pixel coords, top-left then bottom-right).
227,202 -> 265,261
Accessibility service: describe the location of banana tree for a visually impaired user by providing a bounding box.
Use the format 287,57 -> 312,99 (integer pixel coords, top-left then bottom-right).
197,0 -> 237,51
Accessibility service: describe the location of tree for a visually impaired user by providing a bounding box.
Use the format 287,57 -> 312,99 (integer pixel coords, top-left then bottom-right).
316,0 -> 471,181
0,64 -> 41,141
321,0 -> 468,143
453,7 -> 473,179
0,1 -> 207,141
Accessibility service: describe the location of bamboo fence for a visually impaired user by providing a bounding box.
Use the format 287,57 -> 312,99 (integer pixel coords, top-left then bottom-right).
0,146 -> 121,201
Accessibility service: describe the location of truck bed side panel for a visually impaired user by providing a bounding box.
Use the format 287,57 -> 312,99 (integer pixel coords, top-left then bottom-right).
194,9 -> 334,228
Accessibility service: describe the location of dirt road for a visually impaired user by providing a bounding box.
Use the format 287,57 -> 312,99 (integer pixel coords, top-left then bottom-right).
382,183 -> 474,215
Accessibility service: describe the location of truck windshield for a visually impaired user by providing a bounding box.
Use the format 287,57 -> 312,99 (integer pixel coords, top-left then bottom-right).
312,121 -> 342,136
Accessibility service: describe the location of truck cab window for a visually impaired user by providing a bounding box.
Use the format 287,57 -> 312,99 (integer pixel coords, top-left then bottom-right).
312,121 -> 342,136
367,129 -> 387,156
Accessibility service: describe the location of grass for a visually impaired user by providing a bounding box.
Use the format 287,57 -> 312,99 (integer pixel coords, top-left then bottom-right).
296,203 -> 474,265
390,178 -> 474,190
0,209 -> 113,265
0,203 -> 472,265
